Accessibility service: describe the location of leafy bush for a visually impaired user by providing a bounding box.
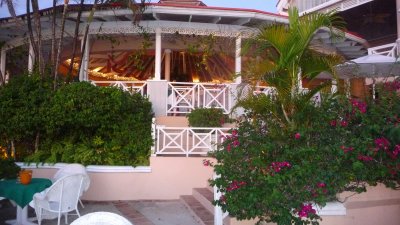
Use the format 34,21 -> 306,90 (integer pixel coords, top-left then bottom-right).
0,74 -> 52,159
28,82 -> 153,166
0,158 -> 21,179
187,108 -> 226,127
0,76 -> 153,166
208,81 -> 400,225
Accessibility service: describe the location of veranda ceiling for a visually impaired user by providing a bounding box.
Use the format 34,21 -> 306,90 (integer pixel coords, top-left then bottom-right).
0,2 -> 369,81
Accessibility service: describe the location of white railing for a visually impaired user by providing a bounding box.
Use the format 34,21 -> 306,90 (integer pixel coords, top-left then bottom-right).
298,0 -> 373,14
167,82 -> 233,115
154,126 -> 231,156
368,43 -> 398,58
91,81 -> 147,96
253,86 -> 277,96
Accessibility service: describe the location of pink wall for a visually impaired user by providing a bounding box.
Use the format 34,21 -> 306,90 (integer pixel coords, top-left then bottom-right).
31,158 -> 400,225
230,184 -> 400,225
32,156 -> 215,201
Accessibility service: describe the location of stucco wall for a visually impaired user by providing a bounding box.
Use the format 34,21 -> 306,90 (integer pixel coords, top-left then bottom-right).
230,184 -> 400,225
31,156 -> 214,201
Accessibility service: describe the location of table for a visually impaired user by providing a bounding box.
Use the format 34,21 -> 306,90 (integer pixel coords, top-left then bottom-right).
0,178 -> 52,225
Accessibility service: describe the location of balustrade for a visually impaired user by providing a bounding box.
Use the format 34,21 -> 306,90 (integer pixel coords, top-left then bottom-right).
154,126 -> 231,156
167,82 -> 233,115
91,81 -> 147,96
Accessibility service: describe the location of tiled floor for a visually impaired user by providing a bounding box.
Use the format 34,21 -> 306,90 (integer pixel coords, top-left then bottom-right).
0,199 -> 200,225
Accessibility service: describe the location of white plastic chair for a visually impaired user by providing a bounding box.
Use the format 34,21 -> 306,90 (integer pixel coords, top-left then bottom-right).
53,164 -> 90,208
70,212 -> 133,225
33,174 -> 85,225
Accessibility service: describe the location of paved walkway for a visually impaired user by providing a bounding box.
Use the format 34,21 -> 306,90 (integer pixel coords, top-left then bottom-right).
0,199 -> 200,225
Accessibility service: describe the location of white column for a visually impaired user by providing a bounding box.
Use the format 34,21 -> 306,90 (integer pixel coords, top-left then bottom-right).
155,27 -> 162,80
331,79 -> 338,94
28,42 -> 35,73
164,49 -> 171,81
397,0 -> 400,56
79,36 -> 90,81
1,49 -> 6,83
235,36 -> 242,83
345,79 -> 350,97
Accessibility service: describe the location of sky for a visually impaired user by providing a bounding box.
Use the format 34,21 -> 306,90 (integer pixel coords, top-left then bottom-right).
0,0 -> 278,18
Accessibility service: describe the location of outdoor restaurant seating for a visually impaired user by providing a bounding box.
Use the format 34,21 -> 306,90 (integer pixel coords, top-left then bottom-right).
70,211 -> 133,225
52,163 -> 91,208
32,174 -> 85,225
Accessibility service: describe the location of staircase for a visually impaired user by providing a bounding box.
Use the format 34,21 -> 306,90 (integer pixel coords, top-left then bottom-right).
180,187 -> 230,225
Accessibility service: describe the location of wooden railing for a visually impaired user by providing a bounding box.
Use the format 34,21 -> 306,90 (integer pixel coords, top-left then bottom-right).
154,126 -> 231,156
368,43 -> 398,58
91,81 -> 147,96
167,82 -> 233,115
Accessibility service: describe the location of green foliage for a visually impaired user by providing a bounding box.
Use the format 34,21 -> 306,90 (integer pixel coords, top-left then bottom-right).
0,76 -> 153,166
0,158 -> 21,179
0,74 -> 52,158
187,108 -> 226,127
242,8 -> 344,128
210,81 -> 400,225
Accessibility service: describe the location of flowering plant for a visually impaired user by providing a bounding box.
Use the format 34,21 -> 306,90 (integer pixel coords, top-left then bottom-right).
208,80 -> 400,225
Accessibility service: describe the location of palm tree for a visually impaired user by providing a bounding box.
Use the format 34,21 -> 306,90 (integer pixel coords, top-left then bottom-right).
242,7 -> 346,129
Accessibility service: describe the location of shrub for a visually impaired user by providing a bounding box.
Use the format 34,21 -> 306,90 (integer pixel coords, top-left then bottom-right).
0,158 -> 21,179
0,75 -> 153,166
27,82 -> 153,166
209,80 -> 400,225
0,74 -> 52,159
187,108 -> 226,127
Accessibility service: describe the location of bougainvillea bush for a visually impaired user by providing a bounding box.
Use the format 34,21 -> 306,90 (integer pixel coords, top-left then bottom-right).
208,80 -> 400,225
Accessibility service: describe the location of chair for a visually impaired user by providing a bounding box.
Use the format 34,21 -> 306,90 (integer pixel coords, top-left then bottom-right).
70,212 -> 133,225
33,174 -> 85,225
53,164 -> 90,208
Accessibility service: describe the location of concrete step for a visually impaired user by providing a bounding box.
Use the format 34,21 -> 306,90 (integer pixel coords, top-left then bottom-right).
193,188 -> 214,214
180,195 -> 214,225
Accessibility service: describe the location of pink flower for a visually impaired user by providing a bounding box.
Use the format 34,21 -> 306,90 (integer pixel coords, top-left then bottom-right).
297,204 -> 316,218
340,120 -> 348,127
233,139 -> 240,147
374,137 -> 390,151
294,133 -> 301,139
317,182 -> 326,188
231,129 -> 238,136
330,120 -> 337,127
393,145 -> 400,157
226,144 -> 231,152
269,161 -> 291,175
203,159 -> 212,167
226,180 -> 247,192
350,99 -> 367,114
358,155 -> 374,162
341,145 -> 354,153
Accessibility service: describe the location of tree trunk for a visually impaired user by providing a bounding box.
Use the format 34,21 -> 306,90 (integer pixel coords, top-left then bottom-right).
26,0 -> 39,72
54,1 -> 70,90
77,0 -> 99,80
34,131 -> 40,153
31,0 -> 44,76
50,0 -> 57,76
67,0 -> 85,82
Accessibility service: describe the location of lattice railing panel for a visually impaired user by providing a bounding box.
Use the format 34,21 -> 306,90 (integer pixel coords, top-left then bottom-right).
155,127 -> 231,156
91,81 -> 147,96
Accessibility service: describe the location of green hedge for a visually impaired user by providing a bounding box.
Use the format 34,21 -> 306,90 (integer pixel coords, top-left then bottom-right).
0,76 -> 153,166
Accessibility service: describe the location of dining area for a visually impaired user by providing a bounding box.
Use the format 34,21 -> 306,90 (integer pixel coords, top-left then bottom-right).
0,163 -> 134,225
